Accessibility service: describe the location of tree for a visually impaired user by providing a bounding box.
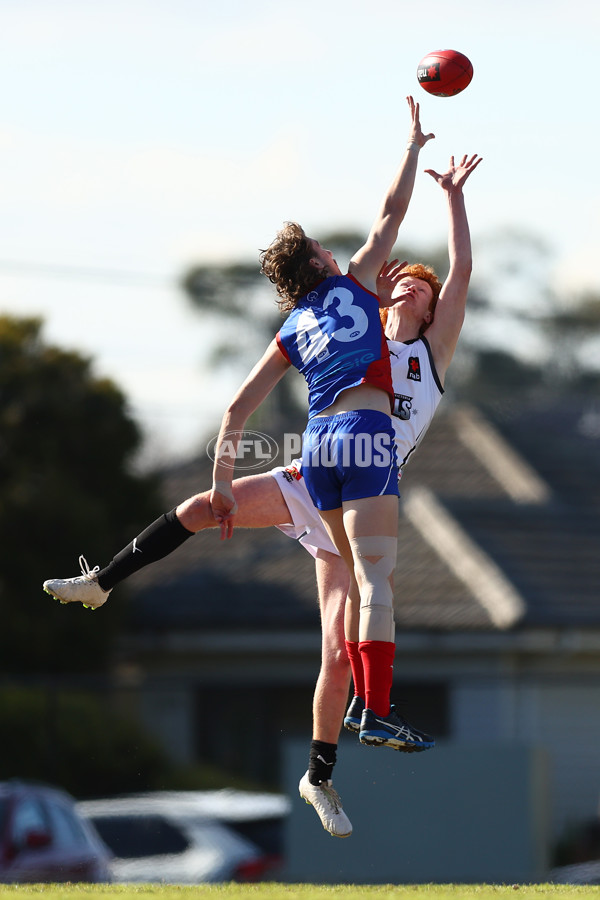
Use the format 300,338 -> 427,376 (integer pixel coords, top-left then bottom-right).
538,288 -> 600,395
181,258 -> 304,430
0,315 -> 163,673
0,685 -> 172,798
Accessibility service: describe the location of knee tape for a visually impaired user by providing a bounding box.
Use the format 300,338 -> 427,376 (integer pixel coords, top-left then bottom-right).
349,536 -> 397,642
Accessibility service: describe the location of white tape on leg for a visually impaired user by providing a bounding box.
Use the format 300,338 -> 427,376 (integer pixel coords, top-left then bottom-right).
349,536 -> 397,642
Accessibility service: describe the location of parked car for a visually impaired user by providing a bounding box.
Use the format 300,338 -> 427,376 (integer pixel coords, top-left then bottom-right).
132,790 -> 290,864
551,861 -> 600,885
77,790 -> 290,883
0,780 -> 112,884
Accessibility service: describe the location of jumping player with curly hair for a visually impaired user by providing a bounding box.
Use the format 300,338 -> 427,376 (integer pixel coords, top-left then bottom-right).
210,97 -> 437,762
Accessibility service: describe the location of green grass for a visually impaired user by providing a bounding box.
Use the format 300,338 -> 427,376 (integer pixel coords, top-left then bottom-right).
0,885 -> 598,900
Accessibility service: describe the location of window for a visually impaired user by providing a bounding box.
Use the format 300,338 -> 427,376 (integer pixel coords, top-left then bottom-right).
11,797 -> 50,850
196,684 -> 312,784
89,815 -> 189,859
44,799 -> 87,849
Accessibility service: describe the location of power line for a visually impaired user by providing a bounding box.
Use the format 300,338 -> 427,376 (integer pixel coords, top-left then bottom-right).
0,258 -> 174,288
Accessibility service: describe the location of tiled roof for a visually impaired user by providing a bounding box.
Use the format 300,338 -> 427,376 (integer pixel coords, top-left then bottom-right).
445,498 -> 600,627
485,399 -> 600,509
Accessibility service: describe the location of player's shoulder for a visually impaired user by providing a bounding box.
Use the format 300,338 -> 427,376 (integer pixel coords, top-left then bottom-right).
387,336 -> 421,357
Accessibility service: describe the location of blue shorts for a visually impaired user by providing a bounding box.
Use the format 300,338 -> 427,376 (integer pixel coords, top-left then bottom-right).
301,409 -> 399,511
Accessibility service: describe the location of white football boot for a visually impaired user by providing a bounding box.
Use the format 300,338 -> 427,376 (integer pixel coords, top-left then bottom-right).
298,771 -> 352,838
43,555 -> 111,610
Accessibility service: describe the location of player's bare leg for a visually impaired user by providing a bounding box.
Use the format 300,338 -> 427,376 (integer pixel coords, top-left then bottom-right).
341,556 -> 365,734
176,472 -> 290,531
312,550 -> 351,745
43,472 -> 292,606
305,508 -> 367,734
299,548 -> 353,838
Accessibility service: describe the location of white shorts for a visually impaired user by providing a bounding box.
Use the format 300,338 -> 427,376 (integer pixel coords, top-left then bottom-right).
269,458 -> 338,559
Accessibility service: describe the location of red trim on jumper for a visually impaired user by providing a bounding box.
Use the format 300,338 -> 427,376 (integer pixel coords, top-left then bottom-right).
359,321 -> 394,412
275,331 -> 292,363
344,274 -> 395,411
362,361 -> 394,412
346,272 -> 380,301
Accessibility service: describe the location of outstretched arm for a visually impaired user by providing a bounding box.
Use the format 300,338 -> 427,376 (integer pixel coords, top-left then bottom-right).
423,153 -> 483,383
211,339 -> 290,539
349,96 -> 434,293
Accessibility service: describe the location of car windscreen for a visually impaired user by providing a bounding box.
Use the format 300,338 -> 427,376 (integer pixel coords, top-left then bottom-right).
88,814 -> 189,858
226,817 -> 284,855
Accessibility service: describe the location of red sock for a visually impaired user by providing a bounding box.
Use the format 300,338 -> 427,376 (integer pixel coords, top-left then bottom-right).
359,640 -> 395,717
345,640 -> 365,700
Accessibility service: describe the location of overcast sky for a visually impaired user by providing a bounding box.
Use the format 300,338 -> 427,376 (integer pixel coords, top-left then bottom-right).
1,0 -> 598,459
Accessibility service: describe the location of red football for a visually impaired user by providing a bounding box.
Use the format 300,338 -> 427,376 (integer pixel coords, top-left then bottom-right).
417,49 -> 473,97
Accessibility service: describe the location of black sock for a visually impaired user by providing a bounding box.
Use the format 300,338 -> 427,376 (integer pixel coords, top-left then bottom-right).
97,508 -> 194,591
308,740 -> 337,786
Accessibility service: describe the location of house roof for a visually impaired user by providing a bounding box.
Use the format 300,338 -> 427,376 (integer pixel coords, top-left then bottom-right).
444,498 -> 600,627
488,399 -> 600,509
126,400 -> 600,635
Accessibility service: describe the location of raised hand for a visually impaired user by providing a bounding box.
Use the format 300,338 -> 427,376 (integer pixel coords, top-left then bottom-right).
377,258 -> 409,307
210,482 -> 238,540
425,153 -> 483,193
406,95 -> 435,149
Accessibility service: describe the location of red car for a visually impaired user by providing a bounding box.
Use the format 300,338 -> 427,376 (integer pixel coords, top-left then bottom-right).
0,780 -> 112,883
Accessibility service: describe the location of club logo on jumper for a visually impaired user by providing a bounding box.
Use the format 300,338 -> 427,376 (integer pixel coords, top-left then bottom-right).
417,62 -> 440,83
282,465 -> 303,483
392,394 -> 413,421
318,349 -> 376,379
407,357 -> 421,382
206,430 -> 279,470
